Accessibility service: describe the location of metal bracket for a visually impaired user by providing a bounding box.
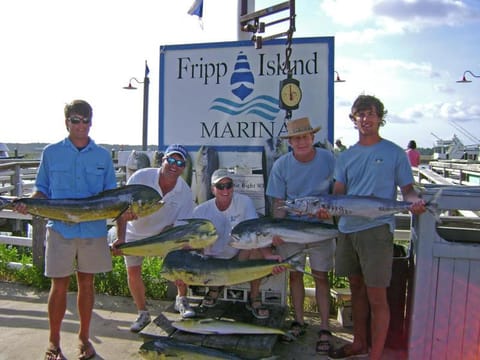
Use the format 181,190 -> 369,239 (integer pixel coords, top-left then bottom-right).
240,0 -> 295,49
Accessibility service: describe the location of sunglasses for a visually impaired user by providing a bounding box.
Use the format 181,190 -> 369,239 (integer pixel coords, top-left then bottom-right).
166,156 -> 186,167
68,116 -> 91,124
214,181 -> 234,190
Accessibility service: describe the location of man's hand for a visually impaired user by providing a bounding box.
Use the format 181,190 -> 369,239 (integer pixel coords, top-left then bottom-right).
110,239 -> 125,256
316,207 -> 331,220
271,235 -> 285,247
409,199 -> 426,215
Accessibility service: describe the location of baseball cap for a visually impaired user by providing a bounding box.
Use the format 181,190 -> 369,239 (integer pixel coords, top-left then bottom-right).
211,169 -> 233,185
164,144 -> 188,160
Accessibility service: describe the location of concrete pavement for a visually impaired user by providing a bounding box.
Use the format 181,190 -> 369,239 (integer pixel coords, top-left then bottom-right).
0,281 -> 407,360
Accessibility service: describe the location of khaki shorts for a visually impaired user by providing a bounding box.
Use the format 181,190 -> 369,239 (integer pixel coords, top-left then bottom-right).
276,238 -> 335,272
45,228 -> 112,278
124,254 -> 144,268
335,224 -> 393,287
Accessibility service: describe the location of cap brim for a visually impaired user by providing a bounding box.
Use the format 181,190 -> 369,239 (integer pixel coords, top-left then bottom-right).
165,151 -> 186,160
280,126 -> 321,139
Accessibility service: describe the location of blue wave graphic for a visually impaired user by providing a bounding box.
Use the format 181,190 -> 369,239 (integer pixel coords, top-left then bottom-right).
210,95 -> 280,121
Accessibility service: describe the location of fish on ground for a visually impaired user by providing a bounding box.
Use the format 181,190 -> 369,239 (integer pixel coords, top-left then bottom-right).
230,216 -> 338,249
116,218 -> 218,257
160,249 -> 303,287
0,184 -> 163,223
139,337 -> 243,360
194,145 -> 219,204
280,190 -> 442,221
172,318 -> 287,336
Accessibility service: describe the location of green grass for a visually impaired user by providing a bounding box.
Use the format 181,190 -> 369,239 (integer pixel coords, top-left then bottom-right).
0,244 -> 168,299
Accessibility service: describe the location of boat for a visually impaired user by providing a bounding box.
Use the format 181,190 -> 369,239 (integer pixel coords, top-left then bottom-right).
432,134 -> 479,161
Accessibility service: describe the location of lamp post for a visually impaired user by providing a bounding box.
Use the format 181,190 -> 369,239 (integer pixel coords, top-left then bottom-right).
123,60 -> 150,150
334,70 -> 346,83
456,70 -> 480,83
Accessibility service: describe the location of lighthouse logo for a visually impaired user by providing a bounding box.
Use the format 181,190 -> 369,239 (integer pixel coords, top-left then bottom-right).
209,51 -> 280,121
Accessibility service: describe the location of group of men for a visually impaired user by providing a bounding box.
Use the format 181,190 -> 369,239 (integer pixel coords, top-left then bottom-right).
17,94 -> 426,360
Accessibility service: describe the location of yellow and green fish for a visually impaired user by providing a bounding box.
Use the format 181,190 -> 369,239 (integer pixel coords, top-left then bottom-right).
117,218 -> 217,257
0,184 -> 163,223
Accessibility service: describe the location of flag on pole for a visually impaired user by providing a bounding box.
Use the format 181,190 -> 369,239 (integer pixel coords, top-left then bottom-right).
188,0 -> 203,29
145,61 -> 150,77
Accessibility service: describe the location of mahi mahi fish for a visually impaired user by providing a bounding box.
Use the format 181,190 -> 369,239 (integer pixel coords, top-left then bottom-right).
160,250 -> 303,287
139,337 -> 243,360
172,318 -> 286,336
0,184 -> 163,223
280,190 -> 442,220
230,217 -> 338,249
116,219 -> 218,257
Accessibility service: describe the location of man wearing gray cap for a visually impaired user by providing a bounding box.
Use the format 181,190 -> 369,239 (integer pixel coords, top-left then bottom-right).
190,168 -> 282,318
112,144 -> 196,331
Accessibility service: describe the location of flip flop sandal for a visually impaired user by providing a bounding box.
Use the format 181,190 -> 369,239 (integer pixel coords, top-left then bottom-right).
281,321 -> 307,343
316,329 -> 332,354
246,296 -> 269,319
44,347 -> 66,360
201,287 -> 223,308
78,341 -> 96,360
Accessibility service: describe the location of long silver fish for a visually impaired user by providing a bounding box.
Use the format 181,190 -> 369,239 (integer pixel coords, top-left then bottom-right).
116,219 -> 217,257
172,318 -> 286,336
126,150 -> 151,179
160,250 -> 303,287
280,190 -> 441,220
230,217 -> 338,249
0,184 -> 164,223
262,137 -> 287,215
195,145 -> 219,204
139,337 -> 242,360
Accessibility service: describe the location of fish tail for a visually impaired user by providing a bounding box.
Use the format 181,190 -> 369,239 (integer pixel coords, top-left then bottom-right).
425,188 -> 443,223
0,197 -> 13,210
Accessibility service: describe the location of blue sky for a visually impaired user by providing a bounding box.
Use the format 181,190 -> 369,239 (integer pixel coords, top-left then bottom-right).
1,0 -> 479,149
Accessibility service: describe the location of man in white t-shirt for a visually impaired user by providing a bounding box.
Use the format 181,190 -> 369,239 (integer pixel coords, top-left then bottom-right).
191,169 -> 282,319
112,144 -> 196,332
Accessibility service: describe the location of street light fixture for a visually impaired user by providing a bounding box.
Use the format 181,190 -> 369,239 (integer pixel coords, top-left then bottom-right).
334,70 -> 346,83
123,60 -> 150,150
456,70 -> 480,83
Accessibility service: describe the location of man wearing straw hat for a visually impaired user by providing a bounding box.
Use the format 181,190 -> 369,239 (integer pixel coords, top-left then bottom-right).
266,117 -> 335,354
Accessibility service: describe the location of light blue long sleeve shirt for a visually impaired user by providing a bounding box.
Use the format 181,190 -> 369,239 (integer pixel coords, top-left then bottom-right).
35,137 -> 117,239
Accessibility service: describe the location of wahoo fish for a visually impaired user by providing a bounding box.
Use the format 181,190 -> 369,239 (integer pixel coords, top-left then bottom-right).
194,145 -> 219,204
126,150 -> 151,179
116,219 -> 217,257
139,337 -> 243,359
281,190 -> 442,220
172,318 -> 286,336
230,217 -> 338,249
160,250 -> 302,287
0,184 -> 163,223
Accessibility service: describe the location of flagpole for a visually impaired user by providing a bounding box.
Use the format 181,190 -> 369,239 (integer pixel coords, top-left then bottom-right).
142,60 -> 150,151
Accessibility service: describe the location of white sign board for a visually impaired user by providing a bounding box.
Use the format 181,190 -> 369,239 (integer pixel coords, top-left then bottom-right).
159,37 -> 334,152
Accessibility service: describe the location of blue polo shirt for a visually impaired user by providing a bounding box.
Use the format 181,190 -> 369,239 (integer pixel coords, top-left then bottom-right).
35,137 -> 117,239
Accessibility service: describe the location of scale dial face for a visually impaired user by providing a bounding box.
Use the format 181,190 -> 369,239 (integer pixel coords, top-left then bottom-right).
279,78 -> 302,110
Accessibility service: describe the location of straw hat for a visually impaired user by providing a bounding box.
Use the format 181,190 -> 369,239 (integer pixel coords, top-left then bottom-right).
280,117 -> 321,139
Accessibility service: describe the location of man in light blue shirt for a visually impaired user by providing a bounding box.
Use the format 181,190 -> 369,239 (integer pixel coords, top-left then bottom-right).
17,100 -> 117,360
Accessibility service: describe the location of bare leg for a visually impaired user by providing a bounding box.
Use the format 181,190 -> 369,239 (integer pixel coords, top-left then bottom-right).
77,272 -> 95,344
127,265 -> 147,311
47,277 -> 70,349
367,286 -> 389,360
349,274 -> 369,353
312,269 -> 330,331
289,271 -> 305,324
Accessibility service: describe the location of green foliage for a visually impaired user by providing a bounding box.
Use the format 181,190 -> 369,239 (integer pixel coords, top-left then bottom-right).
0,244 -> 168,299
